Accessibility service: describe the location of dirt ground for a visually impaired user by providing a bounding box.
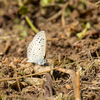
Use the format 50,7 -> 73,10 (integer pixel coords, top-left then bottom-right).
0,0 -> 100,100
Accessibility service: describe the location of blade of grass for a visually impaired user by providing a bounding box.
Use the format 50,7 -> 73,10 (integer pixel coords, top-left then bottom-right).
18,0 -> 23,6
25,16 -> 39,33
18,0 -> 39,34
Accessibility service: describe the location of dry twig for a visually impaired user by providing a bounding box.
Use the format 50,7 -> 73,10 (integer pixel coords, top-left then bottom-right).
47,10 -> 62,21
76,71 -> 81,100
3,41 -> 11,55
56,68 -> 77,99
61,2 -> 68,27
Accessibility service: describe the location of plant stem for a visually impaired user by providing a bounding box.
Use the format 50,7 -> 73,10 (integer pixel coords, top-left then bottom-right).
25,16 -> 39,33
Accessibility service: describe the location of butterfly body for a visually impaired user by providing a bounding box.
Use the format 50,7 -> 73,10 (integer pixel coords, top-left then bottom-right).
27,31 -> 46,65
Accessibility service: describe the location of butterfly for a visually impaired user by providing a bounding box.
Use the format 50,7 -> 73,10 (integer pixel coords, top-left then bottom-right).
27,31 -> 47,65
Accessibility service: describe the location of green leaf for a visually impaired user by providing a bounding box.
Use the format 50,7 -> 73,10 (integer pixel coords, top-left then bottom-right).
14,18 -> 19,24
19,6 -> 29,15
41,0 -> 52,6
65,7 -> 71,17
58,93 -> 63,100
20,30 -> 27,37
78,3 -> 85,10
82,22 -> 85,27
21,70 -> 24,75
77,22 -> 91,40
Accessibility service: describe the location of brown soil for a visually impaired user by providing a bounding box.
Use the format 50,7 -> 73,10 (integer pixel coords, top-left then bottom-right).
0,0 -> 100,100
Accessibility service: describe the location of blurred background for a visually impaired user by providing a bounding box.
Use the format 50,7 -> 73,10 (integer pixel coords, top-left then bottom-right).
0,0 -> 100,100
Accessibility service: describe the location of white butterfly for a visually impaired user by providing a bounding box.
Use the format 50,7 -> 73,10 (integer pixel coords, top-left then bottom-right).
27,31 -> 47,65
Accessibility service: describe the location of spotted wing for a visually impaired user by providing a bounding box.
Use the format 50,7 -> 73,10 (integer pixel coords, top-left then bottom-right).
27,31 -> 46,65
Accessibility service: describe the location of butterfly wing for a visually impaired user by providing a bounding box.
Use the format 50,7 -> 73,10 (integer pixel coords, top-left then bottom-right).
27,31 -> 46,65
